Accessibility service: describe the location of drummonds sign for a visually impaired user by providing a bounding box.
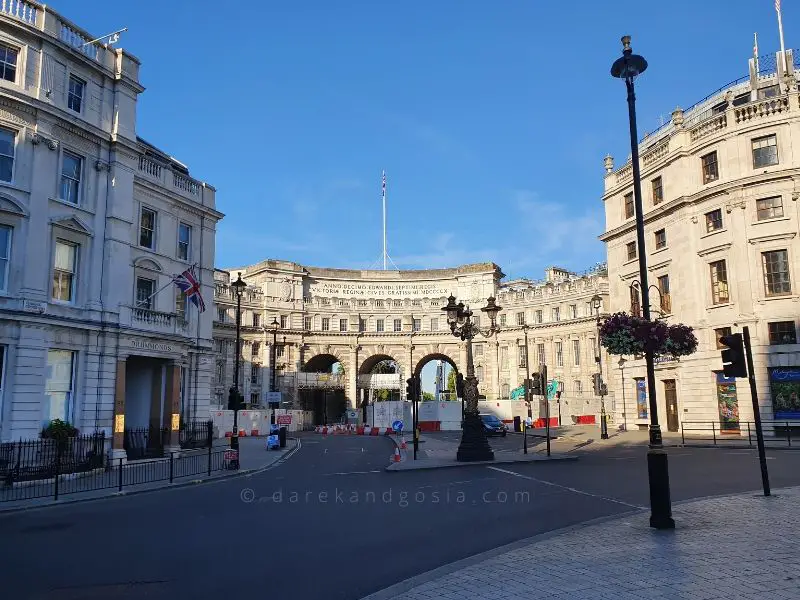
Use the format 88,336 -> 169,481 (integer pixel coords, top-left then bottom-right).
308,281 -> 452,298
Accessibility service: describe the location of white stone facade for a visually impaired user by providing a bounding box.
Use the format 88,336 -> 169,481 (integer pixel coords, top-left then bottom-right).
212,260 -> 612,426
0,2 -> 222,444
601,50 -> 800,435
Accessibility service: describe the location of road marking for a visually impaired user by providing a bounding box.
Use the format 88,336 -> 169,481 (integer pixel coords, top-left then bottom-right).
324,448 -> 328,455
486,466 -> 646,510
322,470 -> 382,476
416,478 -> 497,489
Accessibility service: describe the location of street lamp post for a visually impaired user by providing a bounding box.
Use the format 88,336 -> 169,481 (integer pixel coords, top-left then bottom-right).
270,317 -> 279,425
592,294 -> 609,440
611,35 -> 674,529
521,325 -> 531,453
229,272 -> 247,451
618,357 -> 628,431
442,295 -> 501,462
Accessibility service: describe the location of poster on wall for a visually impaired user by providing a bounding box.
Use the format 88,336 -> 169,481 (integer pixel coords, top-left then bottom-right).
636,379 -> 648,419
715,372 -> 740,432
770,367 -> 800,419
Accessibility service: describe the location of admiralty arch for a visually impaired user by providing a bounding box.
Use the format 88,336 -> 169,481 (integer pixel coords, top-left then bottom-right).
212,259 -> 611,424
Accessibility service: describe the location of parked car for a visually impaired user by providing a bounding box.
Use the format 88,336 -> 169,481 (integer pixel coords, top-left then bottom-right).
480,414 -> 507,437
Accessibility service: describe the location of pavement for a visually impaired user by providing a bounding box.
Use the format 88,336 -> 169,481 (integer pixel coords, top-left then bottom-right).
2,432 -> 800,600
363,486 -> 800,600
0,435 -> 298,512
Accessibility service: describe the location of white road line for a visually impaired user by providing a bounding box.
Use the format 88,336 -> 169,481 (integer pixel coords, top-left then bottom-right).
323,470 -> 382,476
487,466 -> 646,510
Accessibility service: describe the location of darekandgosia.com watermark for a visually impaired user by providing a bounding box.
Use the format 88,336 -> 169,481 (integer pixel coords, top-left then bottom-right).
240,487 -> 531,506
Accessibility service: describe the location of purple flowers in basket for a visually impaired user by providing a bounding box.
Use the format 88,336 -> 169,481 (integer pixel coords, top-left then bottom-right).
599,312 -> 698,358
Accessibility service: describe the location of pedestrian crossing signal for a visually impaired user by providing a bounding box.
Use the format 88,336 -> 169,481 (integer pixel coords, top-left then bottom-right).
720,334 -> 747,378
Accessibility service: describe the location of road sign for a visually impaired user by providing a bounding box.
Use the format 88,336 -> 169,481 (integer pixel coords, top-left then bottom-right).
265,391 -> 281,407
392,420 -> 403,432
276,414 -> 292,425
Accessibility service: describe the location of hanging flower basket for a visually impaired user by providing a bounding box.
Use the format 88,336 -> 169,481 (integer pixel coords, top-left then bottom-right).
599,312 -> 697,358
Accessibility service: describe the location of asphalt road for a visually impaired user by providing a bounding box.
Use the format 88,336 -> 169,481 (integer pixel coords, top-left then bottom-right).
2,433 -> 799,600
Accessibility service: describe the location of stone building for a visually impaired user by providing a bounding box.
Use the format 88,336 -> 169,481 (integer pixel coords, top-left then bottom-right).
212,260 -> 612,426
600,49 -> 800,434
0,2 -> 222,452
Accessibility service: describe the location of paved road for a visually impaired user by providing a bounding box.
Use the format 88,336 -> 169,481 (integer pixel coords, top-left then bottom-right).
2,433 -> 799,600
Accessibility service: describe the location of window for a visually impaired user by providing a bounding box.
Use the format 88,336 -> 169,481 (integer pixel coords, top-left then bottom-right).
705,209 -> 723,232
359,318 -> 366,332
537,344 -> 545,366
569,305 -> 577,319
175,288 -> 187,320
654,228 -> 666,249
590,337 -> 597,362
572,340 -> 580,366
574,380 -> 583,396
709,260 -> 729,305
552,307 -> 560,322
357,300 -> 367,307
475,344 -> 483,357
626,241 -> 637,261
430,318 -> 438,331
473,315 -> 480,327
651,177 -> 663,205
535,310 -> 543,323
762,250 -> 791,296
139,207 -> 156,249
215,362 -> 224,384
339,318 -> 347,332
624,192 -> 634,219
218,308 -> 226,322
178,223 -> 191,260
135,277 -> 154,309
499,314 -> 506,327
250,392 -> 259,404
0,224 -> 10,291
52,240 -> 77,302
321,317 -> 330,331
45,350 -> 76,424
769,322 -> 797,345
0,44 -> 17,82
250,368 -> 260,386
412,318 -> 421,332
276,345 -> 285,358
412,299 -> 421,307
0,127 -> 14,182
304,316 -> 312,330
714,327 -> 732,349
250,313 -> 259,327
752,135 -> 778,168
657,274 -> 671,313
376,319 -> 384,333
630,286 -> 641,316
555,342 -> 564,367
252,341 -> 260,357
59,151 -> 82,204
518,346 -> 527,368
516,312 -> 525,326
393,318 -> 402,332
393,300 -> 402,307
67,75 -> 85,113
756,197 -> 784,221
500,347 -> 508,369
280,315 -> 288,329
375,300 -> 383,308
476,365 -> 484,380
701,151 -> 719,183
501,383 -> 510,399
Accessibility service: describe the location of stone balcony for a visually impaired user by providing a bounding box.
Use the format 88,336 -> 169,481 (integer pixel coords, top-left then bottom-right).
137,156 -> 215,205
124,305 -> 190,336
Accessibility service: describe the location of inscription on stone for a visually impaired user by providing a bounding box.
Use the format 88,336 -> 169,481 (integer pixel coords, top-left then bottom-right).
309,281 -> 452,298
131,340 -> 173,352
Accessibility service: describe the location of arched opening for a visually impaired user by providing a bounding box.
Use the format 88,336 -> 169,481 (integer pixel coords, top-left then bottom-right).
359,354 -> 402,423
302,354 -> 341,373
413,353 -> 460,401
299,353 -> 346,426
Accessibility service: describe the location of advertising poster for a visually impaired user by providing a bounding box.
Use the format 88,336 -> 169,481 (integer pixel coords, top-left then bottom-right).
715,372 -> 739,432
636,379 -> 648,419
770,367 -> 800,419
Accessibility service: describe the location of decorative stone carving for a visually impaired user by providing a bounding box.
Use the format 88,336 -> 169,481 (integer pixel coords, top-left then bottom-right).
671,106 -> 684,128
0,107 -> 32,128
280,279 -> 293,301
31,133 -> 59,151
603,154 -> 614,174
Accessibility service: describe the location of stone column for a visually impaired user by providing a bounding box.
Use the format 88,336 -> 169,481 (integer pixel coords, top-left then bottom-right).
166,362 -> 182,451
112,359 -> 127,460
347,345 -> 358,409
491,340 -> 500,400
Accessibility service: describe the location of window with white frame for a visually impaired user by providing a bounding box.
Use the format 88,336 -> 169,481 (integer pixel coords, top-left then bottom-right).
52,240 -> 77,302
474,344 -> 483,357
574,380 -> 582,396
555,342 -> 564,367
572,339 -> 580,366
139,207 -> 156,249
0,127 -> 14,182
136,277 -> 155,309
752,134 -> 778,168
250,367 -> 260,385
304,316 -> 312,330
252,341 -> 261,357
67,74 -> 85,113
376,319 -> 384,333
0,224 -> 10,292
500,346 -> 508,369
59,151 -> 82,204
175,288 -> 187,320
280,315 -> 288,329
0,44 -> 17,83
178,222 -> 191,260
430,318 -> 438,331
537,343 -> 545,366
252,312 -> 260,327
756,196 -> 784,221
339,318 -> 347,332
552,307 -> 560,322
322,317 -> 330,331
516,312 -> 525,325
499,314 -> 506,326
393,318 -> 402,332
412,318 -> 421,332
569,305 -> 577,319
45,349 -> 76,424
476,365 -> 484,380
536,310 -> 543,323
276,345 -> 285,358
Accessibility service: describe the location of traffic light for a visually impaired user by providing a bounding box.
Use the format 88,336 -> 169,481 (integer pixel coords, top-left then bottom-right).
456,374 -> 464,398
406,378 -> 414,399
592,373 -> 603,396
720,333 -> 747,378
227,388 -> 244,411
528,373 -> 542,396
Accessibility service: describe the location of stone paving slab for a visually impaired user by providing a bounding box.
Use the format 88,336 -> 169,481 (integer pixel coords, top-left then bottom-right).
361,486 -> 800,600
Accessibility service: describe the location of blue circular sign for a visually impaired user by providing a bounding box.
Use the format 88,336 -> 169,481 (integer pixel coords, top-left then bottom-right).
392,420 -> 404,432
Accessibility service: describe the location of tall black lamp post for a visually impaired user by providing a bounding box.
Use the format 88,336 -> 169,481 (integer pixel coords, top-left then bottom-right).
611,35 -> 674,529
592,294 -> 609,440
618,357 -> 628,431
270,317 -> 279,424
229,272 -> 247,451
442,295 -> 501,462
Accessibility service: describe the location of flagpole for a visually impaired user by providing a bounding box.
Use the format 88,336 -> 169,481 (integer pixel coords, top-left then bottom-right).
776,0 -> 788,73
140,262 -> 199,306
754,32 -> 760,74
382,170 -> 387,271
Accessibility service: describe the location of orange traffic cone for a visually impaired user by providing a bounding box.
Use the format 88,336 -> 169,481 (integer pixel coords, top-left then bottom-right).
393,448 -> 402,463
400,438 -> 407,450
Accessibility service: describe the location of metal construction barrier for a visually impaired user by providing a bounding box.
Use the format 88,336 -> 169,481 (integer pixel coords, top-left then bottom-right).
681,420 -> 800,448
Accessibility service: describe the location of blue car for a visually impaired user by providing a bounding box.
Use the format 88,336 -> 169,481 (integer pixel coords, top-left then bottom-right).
480,414 -> 507,437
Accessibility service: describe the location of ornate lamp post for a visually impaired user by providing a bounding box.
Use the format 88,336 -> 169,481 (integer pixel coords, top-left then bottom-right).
229,272 -> 247,451
592,294 -> 609,440
611,35 -> 674,529
442,295 -> 501,462
618,357 -> 628,431
270,316 -> 279,424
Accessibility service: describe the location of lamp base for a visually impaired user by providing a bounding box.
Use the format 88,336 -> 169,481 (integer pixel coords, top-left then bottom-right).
647,448 -> 675,529
456,412 -> 494,462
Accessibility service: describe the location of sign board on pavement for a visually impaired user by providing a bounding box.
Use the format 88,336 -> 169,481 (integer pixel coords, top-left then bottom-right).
265,391 -> 281,406
276,414 -> 292,425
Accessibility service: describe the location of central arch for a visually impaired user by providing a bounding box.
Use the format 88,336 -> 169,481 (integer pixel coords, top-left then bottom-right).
302,353 -> 342,373
299,353 -> 346,426
358,353 -> 400,375
413,352 -> 459,379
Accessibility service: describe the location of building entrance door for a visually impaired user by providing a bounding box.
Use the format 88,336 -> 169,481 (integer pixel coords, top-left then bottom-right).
664,379 -> 679,432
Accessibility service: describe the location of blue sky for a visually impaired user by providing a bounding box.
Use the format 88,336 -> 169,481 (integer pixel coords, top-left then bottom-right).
55,1 -> 793,279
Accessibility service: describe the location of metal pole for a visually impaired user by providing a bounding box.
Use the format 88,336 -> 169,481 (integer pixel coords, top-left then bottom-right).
231,289 -> 242,451
523,327 -> 531,452
596,307 -> 608,439
271,327 -> 277,425
542,364 -> 550,457
743,326 -> 770,496
620,363 -> 627,431
625,73 -> 673,529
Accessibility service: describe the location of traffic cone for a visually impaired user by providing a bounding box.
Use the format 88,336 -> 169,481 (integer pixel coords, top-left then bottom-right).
393,448 -> 401,463
400,438 -> 407,449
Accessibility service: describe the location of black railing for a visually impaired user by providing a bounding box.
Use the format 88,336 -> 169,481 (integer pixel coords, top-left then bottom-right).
0,443 -> 232,503
0,433 -> 107,485
179,420 -> 214,449
681,420 -> 800,448
123,426 -> 170,460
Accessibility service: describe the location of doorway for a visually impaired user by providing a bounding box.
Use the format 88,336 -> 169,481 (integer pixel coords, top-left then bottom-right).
663,379 -> 679,432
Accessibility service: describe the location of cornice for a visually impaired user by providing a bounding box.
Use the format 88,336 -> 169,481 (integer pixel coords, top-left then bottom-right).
748,232 -> 797,245
697,242 -> 733,257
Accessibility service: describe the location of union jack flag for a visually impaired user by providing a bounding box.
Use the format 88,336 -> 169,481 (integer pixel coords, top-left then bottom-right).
174,266 -> 206,312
